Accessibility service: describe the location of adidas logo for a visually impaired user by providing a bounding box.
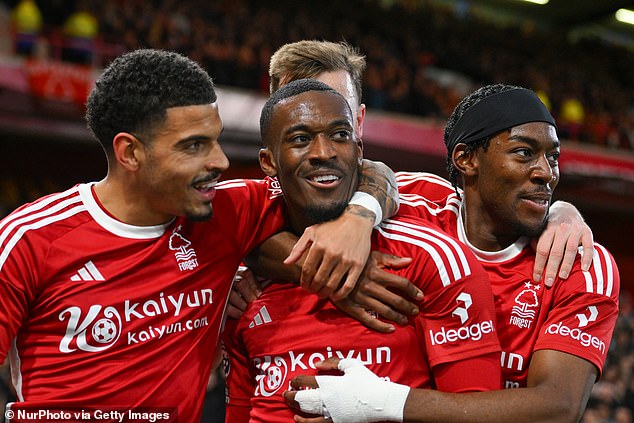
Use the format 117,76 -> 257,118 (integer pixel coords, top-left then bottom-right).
70,261 -> 105,282
248,306 -> 272,328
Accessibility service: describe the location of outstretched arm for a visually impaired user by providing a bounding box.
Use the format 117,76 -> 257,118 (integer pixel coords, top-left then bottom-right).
250,159 -> 398,299
285,351 -> 597,423
246,211 -> 377,300
533,201 -> 594,287
400,350 -> 596,423
245,239 -> 422,333
284,159 -> 400,299
231,160 -> 420,330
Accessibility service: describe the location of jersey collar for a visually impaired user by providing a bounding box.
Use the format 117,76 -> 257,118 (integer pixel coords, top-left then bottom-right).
79,183 -> 172,239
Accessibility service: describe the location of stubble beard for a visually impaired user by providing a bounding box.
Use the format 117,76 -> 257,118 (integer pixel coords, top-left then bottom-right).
514,213 -> 548,239
185,204 -> 214,222
304,201 -> 348,225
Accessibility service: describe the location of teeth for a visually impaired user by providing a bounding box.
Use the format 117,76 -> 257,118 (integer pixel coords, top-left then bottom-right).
195,181 -> 216,191
312,175 -> 339,183
528,198 -> 548,206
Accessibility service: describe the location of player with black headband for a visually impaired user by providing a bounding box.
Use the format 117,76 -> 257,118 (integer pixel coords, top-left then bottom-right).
285,84 -> 620,423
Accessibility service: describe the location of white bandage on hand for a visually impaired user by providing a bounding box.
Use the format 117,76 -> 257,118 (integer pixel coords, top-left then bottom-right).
293,358 -> 410,423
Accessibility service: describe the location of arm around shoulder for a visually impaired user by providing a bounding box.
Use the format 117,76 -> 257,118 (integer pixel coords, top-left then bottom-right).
402,350 -> 598,423
357,159 -> 399,221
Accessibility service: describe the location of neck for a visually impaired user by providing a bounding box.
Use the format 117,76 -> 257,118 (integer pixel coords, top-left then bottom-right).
286,202 -> 348,236
93,176 -> 172,227
460,198 -> 519,252
287,211 -> 311,237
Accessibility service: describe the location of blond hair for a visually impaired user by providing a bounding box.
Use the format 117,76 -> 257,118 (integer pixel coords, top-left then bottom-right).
269,40 -> 366,105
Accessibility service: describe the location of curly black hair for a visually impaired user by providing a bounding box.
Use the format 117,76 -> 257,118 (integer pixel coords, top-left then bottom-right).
86,49 -> 216,155
443,83 -> 521,195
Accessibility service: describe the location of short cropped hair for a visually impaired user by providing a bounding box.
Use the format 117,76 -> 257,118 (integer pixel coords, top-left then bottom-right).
260,79 -> 345,145
269,40 -> 365,105
86,49 -> 216,154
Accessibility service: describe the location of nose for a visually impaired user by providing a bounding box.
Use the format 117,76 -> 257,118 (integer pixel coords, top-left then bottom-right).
206,143 -> 230,173
308,134 -> 336,161
531,154 -> 557,186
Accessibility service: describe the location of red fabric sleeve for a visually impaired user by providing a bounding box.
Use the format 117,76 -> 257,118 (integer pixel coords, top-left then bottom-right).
432,351 -> 502,392
213,178 -> 287,258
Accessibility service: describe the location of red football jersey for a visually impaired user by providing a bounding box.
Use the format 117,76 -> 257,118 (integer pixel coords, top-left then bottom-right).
0,179 -> 285,422
223,215 -> 501,423
395,171 -> 460,233
397,172 -> 620,386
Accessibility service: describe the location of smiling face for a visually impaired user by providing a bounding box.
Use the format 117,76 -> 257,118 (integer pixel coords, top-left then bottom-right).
259,90 -> 362,232
136,103 -> 229,223
460,121 -> 560,250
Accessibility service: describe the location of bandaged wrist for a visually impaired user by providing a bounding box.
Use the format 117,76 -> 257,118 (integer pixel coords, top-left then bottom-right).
349,192 -> 382,227
319,375 -> 409,422
295,358 -> 410,423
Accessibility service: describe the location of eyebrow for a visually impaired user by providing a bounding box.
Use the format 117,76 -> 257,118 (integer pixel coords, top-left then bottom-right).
508,134 -> 560,149
177,135 -> 210,144
176,128 -> 224,144
284,123 -> 311,135
284,119 -> 353,135
329,118 -> 354,128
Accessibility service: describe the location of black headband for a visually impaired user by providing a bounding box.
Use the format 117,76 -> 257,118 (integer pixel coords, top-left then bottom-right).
446,88 -> 556,154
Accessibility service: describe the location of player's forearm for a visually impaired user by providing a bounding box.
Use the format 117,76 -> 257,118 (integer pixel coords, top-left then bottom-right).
245,232 -> 302,282
403,386 -> 586,423
358,159 -> 399,221
245,169 -> 390,284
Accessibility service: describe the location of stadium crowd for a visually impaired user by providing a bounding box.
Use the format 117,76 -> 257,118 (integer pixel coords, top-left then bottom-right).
583,292 -> 634,423
4,0 -> 634,151
0,1 -> 633,422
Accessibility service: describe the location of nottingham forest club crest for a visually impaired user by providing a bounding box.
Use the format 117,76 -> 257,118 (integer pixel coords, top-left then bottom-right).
169,225 -> 199,271
509,282 -> 541,329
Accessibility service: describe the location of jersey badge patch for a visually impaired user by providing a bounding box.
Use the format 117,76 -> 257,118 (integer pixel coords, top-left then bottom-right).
169,225 -> 199,271
510,281 -> 540,329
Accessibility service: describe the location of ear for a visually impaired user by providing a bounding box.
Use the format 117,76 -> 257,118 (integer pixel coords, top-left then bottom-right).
259,148 -> 278,177
112,132 -> 144,172
356,137 -> 364,165
452,143 -> 478,177
356,103 -> 366,138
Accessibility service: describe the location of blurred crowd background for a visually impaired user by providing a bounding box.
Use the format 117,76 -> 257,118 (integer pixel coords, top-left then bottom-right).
3,0 -> 634,150
0,0 -> 633,422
